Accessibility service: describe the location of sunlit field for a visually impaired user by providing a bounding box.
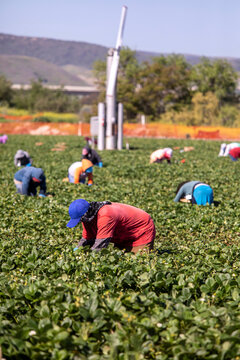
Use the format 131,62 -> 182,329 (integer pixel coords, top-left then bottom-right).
1,135 -> 240,359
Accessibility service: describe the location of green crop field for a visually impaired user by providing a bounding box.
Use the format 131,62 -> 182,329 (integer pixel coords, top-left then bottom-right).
1,135 -> 240,360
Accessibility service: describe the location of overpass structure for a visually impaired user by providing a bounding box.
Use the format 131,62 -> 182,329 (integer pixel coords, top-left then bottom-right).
11,84 -> 99,97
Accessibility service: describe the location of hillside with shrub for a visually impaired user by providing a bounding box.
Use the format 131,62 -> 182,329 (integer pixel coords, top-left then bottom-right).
0,33 -> 240,85
0,55 -> 88,86
0,35 -> 239,127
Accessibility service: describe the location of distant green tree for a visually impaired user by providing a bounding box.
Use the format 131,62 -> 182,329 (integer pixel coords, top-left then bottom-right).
218,104 -> 240,127
13,80 -> 80,113
92,59 -> 106,103
0,75 -> 13,105
136,55 -> 192,119
117,48 -> 140,119
191,58 -> 238,103
192,91 -> 219,126
93,52 -> 192,121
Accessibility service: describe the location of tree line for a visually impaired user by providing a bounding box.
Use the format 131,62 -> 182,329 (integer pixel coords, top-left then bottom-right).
0,48 -> 239,126
94,48 -> 240,127
0,78 -> 81,113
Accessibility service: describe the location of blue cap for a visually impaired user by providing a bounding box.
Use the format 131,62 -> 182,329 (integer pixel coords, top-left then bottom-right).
67,199 -> 90,228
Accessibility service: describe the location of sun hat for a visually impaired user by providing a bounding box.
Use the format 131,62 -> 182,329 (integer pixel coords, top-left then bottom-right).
67,199 -> 90,228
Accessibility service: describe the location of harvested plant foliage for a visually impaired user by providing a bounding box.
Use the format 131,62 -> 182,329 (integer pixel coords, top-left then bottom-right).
1,135 -> 240,359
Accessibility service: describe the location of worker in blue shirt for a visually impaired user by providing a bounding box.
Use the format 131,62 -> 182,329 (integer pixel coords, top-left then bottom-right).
14,167 -> 47,197
174,181 -> 214,205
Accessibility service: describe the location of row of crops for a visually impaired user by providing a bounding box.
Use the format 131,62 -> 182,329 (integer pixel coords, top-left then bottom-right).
1,135 -> 240,359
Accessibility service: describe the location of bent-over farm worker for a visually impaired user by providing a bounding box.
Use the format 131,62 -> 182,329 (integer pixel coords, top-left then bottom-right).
228,147 -> 240,161
174,181 -> 213,205
14,149 -> 32,167
82,145 -> 102,167
67,199 -> 156,253
14,166 -> 47,197
218,143 -> 240,157
0,134 -> 8,144
68,159 -> 93,186
150,148 -> 173,164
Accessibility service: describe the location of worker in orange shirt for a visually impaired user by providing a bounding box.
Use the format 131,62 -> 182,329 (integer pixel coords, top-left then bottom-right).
67,159 -> 93,186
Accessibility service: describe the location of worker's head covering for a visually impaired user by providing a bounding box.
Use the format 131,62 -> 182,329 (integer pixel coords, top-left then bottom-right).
14,149 -> 32,167
67,199 -> 90,228
164,148 -> 173,160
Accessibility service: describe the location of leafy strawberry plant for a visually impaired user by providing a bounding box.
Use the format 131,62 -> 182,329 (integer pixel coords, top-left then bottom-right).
1,135 -> 240,359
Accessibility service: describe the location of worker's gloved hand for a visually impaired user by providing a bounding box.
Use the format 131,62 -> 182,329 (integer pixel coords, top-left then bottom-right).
88,183 -> 93,187
98,162 -> 103,168
73,247 -> 79,252
39,194 -> 46,197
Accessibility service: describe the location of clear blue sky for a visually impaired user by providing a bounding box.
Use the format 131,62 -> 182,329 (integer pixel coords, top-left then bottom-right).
1,0 -> 240,58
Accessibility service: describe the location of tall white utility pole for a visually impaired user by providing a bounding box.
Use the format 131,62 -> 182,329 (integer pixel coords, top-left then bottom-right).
97,102 -> 105,151
117,103 -> 123,150
105,5 -> 128,150
106,48 -> 116,150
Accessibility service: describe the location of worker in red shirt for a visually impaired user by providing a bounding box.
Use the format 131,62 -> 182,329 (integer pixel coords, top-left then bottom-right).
67,199 -> 155,253
229,147 -> 240,161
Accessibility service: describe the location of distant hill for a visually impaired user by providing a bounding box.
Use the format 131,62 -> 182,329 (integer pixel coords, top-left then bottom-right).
0,33 -> 107,69
0,55 -> 88,85
0,33 -> 240,86
61,65 -> 97,86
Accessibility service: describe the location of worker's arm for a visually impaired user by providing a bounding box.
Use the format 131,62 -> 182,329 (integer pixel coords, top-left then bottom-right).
174,187 -> 185,202
91,238 -> 112,251
92,150 -> 102,165
77,238 -> 95,248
